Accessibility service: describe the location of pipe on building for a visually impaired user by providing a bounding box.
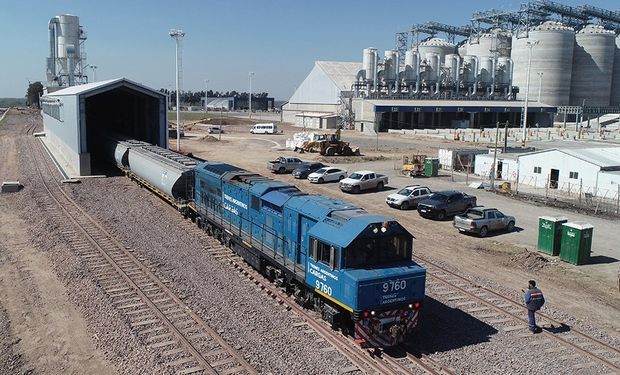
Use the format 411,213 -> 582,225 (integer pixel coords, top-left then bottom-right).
48,17 -> 60,80
469,56 -> 479,96
452,55 -> 460,96
411,53 -> 421,96
489,57 -> 497,97
508,58 -> 514,98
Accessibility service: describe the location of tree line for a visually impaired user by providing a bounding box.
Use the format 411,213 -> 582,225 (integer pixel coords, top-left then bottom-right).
160,89 -> 270,106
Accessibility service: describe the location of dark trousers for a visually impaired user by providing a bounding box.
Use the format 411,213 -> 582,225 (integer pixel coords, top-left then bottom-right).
528,309 -> 537,331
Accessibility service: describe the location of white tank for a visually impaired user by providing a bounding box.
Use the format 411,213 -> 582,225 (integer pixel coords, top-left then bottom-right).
612,36 -> 620,106
457,42 -> 468,57
478,57 -> 493,84
512,21 -> 575,106
461,55 -> 477,84
383,50 -> 398,81
497,57 -> 512,85
468,29 -> 512,58
362,48 -> 377,82
444,54 -> 459,83
403,49 -> 418,82
570,25 -> 616,106
417,38 -> 455,64
57,14 -> 81,60
423,53 -> 440,83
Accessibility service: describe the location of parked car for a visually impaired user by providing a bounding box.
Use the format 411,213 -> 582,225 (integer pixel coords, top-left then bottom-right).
267,156 -> 305,174
453,207 -> 516,237
308,167 -> 347,183
417,190 -> 477,220
385,185 -> 432,210
292,162 -> 326,179
207,125 -> 224,134
339,171 -> 388,193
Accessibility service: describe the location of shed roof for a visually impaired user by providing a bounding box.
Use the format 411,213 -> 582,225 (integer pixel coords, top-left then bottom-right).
316,61 -> 362,92
518,147 -> 620,169
44,78 -> 165,99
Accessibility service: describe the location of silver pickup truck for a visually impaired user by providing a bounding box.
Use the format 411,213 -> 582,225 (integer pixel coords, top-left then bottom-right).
339,170 -> 388,193
453,207 -> 516,237
267,156 -> 305,174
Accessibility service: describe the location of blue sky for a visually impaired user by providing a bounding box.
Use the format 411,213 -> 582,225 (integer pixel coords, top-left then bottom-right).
1,0 -> 617,99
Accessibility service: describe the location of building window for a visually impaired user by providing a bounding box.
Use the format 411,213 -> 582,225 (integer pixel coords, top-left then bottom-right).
534,166 -> 542,174
569,171 -> 578,179
41,98 -> 63,122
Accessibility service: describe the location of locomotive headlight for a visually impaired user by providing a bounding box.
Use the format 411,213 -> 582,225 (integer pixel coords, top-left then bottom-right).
408,303 -> 413,309
372,227 -> 379,234
370,310 -> 376,316
380,226 -> 387,233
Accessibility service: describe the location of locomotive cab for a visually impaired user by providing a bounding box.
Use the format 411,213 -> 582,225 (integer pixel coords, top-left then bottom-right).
305,212 -> 426,347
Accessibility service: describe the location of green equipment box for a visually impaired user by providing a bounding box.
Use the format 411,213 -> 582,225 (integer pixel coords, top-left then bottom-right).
537,216 -> 567,256
424,158 -> 440,177
560,222 -> 593,266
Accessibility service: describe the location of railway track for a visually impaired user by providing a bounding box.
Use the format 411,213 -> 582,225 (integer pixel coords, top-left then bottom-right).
417,255 -> 620,374
177,215 -> 456,375
24,121 -> 256,375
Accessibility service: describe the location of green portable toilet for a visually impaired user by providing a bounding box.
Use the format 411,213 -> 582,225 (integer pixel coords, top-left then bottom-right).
537,216 -> 567,256
424,158 -> 439,177
560,222 -> 593,265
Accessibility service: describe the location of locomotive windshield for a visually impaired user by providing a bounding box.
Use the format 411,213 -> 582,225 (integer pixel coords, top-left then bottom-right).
344,235 -> 411,268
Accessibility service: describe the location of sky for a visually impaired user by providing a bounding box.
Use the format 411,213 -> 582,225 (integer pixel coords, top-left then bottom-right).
1,0 -> 618,100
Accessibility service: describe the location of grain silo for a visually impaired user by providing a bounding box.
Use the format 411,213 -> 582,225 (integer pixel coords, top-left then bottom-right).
417,38 -> 455,64
512,21 -> 575,106
467,29 -> 512,58
569,24 -> 616,107
611,35 -> 620,107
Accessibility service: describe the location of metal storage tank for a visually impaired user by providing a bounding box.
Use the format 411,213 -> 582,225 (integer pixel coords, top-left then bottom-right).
57,15 -> 81,61
417,38 -> 455,64
383,50 -> 398,81
461,55 -> 477,84
512,21 -> 575,106
457,42 -> 467,57
497,57 -> 512,85
467,29 -> 512,58
611,35 -> 620,106
569,24 -> 616,107
403,49 -> 419,82
423,53 -> 440,83
362,48 -> 377,82
478,57 -> 493,84
444,54 -> 459,83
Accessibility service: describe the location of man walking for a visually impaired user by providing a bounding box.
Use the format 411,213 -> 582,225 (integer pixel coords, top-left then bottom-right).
523,280 -> 545,333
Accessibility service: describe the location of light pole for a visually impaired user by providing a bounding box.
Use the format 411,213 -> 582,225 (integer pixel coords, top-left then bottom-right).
90,65 -> 98,82
522,39 -> 539,147
537,72 -> 543,103
204,79 -> 209,113
248,72 -> 254,119
169,29 -> 185,151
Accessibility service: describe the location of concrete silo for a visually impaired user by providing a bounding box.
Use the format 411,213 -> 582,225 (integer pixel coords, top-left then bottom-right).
512,21 -> 575,106
467,29 -> 512,58
611,35 -> 620,106
569,24 -> 616,107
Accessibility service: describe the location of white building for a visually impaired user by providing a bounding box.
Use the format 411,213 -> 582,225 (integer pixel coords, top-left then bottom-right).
40,78 -> 168,176
283,61 -> 361,121
474,152 -> 519,181
516,147 -> 620,197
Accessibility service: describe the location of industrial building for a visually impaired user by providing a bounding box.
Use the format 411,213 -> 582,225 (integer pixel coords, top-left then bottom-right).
46,14 -> 89,90
40,78 -> 168,176
473,147 -> 620,198
286,1 -> 620,133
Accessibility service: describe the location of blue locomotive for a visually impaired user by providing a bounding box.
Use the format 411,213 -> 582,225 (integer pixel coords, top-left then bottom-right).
110,140 -> 426,347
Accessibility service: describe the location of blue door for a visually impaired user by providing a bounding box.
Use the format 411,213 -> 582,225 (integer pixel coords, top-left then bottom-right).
298,216 -> 315,266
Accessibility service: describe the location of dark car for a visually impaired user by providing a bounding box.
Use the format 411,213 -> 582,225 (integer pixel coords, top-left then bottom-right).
292,162 -> 326,179
417,190 -> 477,220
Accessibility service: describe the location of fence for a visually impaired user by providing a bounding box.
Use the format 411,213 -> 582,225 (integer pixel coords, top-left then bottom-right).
488,171 -> 620,218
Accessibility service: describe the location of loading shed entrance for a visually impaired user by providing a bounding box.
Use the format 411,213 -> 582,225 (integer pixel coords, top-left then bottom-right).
41,78 -> 168,176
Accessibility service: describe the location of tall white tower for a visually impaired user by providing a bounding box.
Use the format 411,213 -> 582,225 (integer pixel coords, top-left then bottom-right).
46,14 -> 88,88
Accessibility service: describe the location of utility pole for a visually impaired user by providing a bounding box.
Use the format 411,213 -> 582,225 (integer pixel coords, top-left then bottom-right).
522,40 -> 538,147
503,120 -> 509,153
492,121 -> 499,191
90,65 -> 98,82
248,72 -> 254,119
169,29 -> 185,152
204,79 -> 209,113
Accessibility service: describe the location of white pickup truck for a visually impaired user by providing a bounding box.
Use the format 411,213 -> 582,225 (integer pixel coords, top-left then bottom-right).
339,170 -> 388,193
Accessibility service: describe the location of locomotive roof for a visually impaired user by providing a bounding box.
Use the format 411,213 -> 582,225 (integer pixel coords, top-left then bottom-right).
285,194 -> 358,220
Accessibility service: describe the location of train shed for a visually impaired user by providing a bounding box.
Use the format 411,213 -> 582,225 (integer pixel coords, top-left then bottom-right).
40,78 -> 168,176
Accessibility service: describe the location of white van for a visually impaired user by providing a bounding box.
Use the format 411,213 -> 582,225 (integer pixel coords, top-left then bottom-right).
250,123 -> 277,134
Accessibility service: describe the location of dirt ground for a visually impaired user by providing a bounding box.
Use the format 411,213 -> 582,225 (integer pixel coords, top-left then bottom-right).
0,110 -> 113,375
181,118 -> 620,338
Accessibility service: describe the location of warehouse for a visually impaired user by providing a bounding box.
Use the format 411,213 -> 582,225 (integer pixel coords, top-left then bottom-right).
516,147 -> 620,197
283,61 -> 361,119
40,78 -> 168,176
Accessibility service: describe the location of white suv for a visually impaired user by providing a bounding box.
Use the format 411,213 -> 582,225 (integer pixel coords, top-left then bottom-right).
386,185 -> 432,210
